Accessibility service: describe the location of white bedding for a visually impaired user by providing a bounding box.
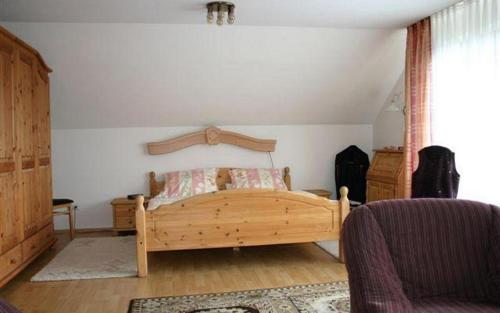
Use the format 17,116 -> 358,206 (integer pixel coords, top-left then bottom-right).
147,189 -> 334,211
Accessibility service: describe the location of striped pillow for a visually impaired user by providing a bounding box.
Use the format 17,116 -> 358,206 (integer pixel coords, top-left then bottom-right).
229,168 -> 287,190
148,168 -> 218,210
164,168 -> 218,198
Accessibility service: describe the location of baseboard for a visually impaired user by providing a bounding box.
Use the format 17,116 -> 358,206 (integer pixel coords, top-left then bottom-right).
54,227 -> 114,234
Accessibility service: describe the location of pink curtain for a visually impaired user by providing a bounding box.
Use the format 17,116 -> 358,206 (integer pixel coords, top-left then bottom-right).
404,18 -> 432,198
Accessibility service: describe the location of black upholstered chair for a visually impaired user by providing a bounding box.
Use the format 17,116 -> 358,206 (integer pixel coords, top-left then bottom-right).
342,199 -> 500,313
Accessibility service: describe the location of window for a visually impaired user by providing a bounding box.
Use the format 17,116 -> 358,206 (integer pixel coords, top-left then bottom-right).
431,0 -> 500,204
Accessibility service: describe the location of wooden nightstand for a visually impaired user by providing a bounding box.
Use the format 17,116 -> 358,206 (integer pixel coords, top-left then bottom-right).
303,189 -> 332,199
111,197 -> 149,233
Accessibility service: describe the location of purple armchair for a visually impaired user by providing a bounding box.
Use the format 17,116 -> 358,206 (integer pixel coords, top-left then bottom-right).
0,299 -> 20,313
342,199 -> 500,313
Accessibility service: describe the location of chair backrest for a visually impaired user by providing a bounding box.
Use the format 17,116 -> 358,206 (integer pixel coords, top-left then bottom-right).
365,199 -> 496,300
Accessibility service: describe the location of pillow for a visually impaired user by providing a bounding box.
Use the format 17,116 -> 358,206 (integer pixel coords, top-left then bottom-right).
148,168 -> 218,210
229,168 -> 288,190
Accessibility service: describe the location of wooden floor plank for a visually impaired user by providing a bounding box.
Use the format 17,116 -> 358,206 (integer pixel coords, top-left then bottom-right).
0,231 -> 347,313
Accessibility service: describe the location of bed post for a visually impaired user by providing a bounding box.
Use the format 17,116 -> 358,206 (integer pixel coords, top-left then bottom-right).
136,195 -> 148,277
338,186 -> 349,263
283,167 -> 291,190
149,171 -> 157,197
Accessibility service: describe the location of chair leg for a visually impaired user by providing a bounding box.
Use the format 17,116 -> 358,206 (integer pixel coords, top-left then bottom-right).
68,205 -> 75,240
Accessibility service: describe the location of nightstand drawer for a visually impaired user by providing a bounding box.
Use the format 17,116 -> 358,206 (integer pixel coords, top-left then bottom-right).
114,206 -> 135,217
115,216 -> 135,229
111,197 -> 148,231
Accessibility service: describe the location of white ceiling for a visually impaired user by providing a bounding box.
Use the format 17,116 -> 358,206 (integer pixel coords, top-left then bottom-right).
0,0 -> 461,29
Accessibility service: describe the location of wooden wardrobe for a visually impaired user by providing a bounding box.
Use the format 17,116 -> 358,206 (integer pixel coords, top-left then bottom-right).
0,26 -> 55,287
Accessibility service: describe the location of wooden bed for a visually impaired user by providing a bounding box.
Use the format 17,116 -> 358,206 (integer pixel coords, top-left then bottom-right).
135,127 -> 350,277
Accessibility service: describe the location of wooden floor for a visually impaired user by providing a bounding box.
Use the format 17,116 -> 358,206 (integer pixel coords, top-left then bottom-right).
0,231 -> 347,313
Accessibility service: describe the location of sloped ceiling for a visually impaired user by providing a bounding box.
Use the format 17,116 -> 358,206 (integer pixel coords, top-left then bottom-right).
1,1 -> 460,129
2,23 -> 407,128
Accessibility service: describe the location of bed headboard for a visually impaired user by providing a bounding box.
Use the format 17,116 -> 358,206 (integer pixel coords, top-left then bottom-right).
149,167 -> 291,197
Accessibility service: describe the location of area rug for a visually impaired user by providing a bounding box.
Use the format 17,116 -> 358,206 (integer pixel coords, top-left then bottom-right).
31,236 -> 136,282
128,281 -> 350,313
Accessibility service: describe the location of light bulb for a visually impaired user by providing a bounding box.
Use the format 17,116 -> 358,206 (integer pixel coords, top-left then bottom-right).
227,6 -> 235,24
217,9 -> 224,26
206,3 -> 215,24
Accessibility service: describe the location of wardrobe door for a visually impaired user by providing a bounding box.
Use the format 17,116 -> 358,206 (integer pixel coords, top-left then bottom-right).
17,49 -> 40,238
0,34 -> 23,253
35,65 -> 52,228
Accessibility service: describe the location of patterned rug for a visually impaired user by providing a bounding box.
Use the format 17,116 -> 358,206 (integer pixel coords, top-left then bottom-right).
31,236 -> 136,281
128,281 -> 350,313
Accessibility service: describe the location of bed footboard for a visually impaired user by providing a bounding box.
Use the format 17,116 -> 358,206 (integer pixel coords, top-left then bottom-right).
135,188 -> 349,277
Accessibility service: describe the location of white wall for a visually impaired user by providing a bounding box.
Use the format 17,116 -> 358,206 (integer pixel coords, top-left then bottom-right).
52,124 -> 372,230
0,22 -> 406,128
372,73 -> 405,149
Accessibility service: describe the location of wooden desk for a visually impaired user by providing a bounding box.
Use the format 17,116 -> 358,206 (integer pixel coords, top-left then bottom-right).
366,149 -> 404,202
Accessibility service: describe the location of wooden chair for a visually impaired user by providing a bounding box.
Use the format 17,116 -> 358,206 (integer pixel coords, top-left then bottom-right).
52,199 -> 76,240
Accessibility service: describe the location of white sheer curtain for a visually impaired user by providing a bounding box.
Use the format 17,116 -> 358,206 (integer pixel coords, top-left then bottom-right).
431,0 -> 500,204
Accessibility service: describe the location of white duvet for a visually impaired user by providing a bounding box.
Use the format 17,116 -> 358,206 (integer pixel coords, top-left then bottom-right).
147,189 -> 333,211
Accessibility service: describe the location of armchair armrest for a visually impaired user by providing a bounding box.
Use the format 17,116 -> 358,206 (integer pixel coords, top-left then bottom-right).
342,207 -> 413,313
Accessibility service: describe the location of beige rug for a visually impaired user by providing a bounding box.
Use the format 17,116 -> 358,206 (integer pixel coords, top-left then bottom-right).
31,236 -> 137,282
129,282 -> 350,313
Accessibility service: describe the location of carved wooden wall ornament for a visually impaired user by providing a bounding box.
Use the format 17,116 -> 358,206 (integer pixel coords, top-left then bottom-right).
147,126 -> 277,155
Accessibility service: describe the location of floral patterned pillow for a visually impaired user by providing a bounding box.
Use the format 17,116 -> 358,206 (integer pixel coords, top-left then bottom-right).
147,168 -> 218,210
229,168 -> 288,190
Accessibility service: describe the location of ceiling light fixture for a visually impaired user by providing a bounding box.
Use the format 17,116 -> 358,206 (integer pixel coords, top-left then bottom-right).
206,2 -> 235,26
